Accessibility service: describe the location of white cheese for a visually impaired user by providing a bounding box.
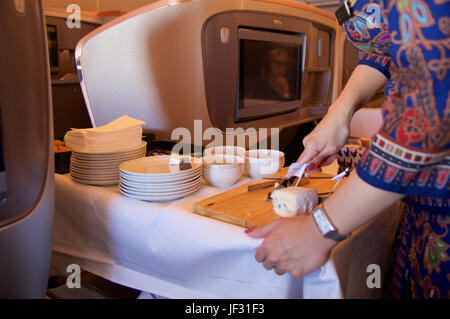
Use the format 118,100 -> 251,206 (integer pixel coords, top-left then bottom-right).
272,187 -> 318,217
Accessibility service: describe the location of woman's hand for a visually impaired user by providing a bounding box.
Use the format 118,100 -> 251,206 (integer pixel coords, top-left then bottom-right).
297,64 -> 389,171
245,172 -> 404,278
297,110 -> 350,172
246,215 -> 336,277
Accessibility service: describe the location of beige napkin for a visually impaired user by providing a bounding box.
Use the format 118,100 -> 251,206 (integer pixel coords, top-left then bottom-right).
66,115 -> 146,153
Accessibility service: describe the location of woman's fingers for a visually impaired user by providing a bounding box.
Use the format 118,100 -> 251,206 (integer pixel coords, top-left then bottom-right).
320,154 -> 338,167
297,139 -> 324,165
274,266 -> 286,276
245,219 -> 280,239
298,135 -> 339,171
250,216 -> 335,279
246,220 -> 282,264
298,138 -> 338,169
306,164 -> 323,173
263,260 -> 276,270
303,150 -> 336,172
255,247 -> 266,264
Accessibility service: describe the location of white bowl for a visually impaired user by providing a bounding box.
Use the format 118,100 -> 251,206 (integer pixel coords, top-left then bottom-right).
245,149 -> 285,179
203,146 -> 246,158
202,155 -> 244,188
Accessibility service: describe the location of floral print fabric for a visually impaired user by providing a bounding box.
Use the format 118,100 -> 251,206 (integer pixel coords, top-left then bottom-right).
340,0 -> 450,298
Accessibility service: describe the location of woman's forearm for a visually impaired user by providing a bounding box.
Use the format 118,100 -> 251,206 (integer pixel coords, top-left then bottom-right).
322,65 -> 394,233
297,65 -> 388,167
323,171 -> 404,236
246,170 -> 405,278
328,64 -> 388,126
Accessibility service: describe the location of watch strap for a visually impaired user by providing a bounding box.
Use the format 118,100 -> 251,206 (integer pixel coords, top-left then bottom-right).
335,0 -> 357,25
326,231 -> 350,242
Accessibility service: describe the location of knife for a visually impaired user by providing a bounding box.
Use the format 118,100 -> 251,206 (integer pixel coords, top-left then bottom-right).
248,175 -> 311,192
265,176 -> 296,201
266,163 -> 308,201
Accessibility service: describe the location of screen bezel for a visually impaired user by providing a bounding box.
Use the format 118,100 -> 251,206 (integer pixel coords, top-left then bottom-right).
202,11 -> 334,132
235,28 -> 305,122
46,24 -> 59,73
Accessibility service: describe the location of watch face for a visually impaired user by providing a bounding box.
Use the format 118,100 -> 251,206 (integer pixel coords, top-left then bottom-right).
313,208 -> 333,235
313,207 -> 348,242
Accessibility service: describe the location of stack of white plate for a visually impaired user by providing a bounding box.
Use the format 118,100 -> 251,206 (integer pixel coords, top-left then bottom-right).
70,141 -> 147,185
119,155 -> 202,201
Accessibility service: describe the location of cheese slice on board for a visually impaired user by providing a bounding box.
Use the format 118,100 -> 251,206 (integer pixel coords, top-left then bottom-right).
271,187 -> 318,217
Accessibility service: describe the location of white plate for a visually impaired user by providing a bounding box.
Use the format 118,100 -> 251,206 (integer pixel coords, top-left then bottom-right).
71,175 -> 119,186
119,170 -> 201,184
119,185 -> 201,197
120,162 -> 201,176
119,178 -> 201,194
119,176 -> 202,190
72,154 -> 145,164
71,141 -> 147,156
70,172 -> 119,179
70,157 -> 145,169
119,184 -> 201,201
119,162 -> 201,176
119,155 -> 201,177
70,173 -> 120,181
72,151 -> 146,162
72,149 -> 146,161
119,185 -> 201,196
70,163 -> 118,171
70,168 -> 118,176
119,169 -> 202,185
71,150 -> 145,162
120,177 -> 202,190
70,172 -> 119,180
72,153 -> 146,163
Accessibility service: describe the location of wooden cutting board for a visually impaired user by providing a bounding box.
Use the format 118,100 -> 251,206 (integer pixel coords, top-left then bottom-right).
192,168 -> 342,229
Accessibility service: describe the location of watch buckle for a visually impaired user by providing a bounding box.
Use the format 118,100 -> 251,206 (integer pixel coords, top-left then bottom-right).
335,0 -> 354,25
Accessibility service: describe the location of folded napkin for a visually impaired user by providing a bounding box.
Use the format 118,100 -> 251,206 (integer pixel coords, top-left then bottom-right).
65,115 -> 146,153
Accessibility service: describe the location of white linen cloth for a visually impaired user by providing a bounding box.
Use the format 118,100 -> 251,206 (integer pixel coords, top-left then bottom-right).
51,173 -> 402,299
65,115 -> 145,153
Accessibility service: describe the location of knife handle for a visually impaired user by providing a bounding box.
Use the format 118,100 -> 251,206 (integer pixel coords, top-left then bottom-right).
248,176 -> 310,192
247,180 -> 277,192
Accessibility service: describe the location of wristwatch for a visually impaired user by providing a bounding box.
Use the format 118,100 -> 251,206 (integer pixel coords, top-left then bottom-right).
335,0 -> 357,25
312,204 -> 351,242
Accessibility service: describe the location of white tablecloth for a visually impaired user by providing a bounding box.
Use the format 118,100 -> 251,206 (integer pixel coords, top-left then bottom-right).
51,172 -> 402,299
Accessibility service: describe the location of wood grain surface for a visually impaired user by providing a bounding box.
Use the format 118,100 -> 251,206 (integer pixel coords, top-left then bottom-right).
193,168 -> 342,229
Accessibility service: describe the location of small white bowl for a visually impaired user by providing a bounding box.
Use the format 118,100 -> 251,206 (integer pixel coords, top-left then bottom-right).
245,149 -> 285,179
202,155 -> 244,188
204,146 -> 246,158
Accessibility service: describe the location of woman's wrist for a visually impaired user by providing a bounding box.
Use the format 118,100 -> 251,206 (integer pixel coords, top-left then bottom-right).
327,91 -> 360,126
319,172 -> 405,236
306,213 -> 338,249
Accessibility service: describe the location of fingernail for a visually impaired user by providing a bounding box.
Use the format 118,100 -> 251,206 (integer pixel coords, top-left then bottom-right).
307,163 -> 315,170
245,228 -> 254,234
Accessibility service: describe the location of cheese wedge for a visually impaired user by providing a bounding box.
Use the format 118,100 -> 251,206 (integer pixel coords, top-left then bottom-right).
272,187 -> 318,217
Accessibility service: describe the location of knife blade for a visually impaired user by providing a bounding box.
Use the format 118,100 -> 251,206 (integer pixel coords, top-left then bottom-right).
266,163 -> 309,201
265,176 -> 296,201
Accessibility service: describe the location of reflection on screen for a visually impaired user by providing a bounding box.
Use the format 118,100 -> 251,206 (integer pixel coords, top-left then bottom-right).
239,39 -> 301,108
47,25 -> 58,69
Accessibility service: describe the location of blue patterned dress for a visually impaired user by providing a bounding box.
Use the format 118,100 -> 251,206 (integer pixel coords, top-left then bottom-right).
342,0 -> 449,298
